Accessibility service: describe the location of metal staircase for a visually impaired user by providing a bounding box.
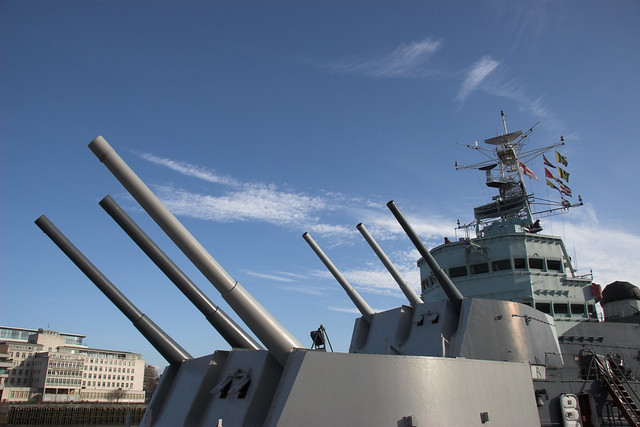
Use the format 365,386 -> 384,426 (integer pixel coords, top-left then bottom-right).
594,354 -> 640,427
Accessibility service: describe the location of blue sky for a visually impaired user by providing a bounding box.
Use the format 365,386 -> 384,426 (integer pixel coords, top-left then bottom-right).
2,1 -> 639,367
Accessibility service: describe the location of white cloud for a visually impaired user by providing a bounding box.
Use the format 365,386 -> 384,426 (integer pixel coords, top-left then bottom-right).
307,223 -> 353,238
559,205 -> 640,286
455,59 -> 567,132
152,184 -> 327,228
274,271 -> 308,280
327,306 -> 362,315
243,270 -> 297,283
277,284 -> 328,297
456,56 -> 500,102
324,38 -> 442,78
315,38 -> 563,131
359,210 -> 453,243
310,264 -> 420,299
139,153 -> 240,187
138,152 -> 451,242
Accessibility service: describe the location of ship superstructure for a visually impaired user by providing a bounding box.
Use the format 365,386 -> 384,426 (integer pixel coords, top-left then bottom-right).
420,111 -> 596,334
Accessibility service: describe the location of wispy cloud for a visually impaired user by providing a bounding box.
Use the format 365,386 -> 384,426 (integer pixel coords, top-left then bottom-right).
277,284 -> 328,297
310,263 -> 420,299
318,39 -> 560,130
137,152 -> 448,243
243,270 -> 297,283
328,306 -> 363,315
454,57 -> 566,131
274,271 -> 308,280
152,183 -> 327,227
559,205 -> 640,286
139,153 -> 240,187
360,211 -> 452,242
324,38 -> 442,78
456,56 -> 500,103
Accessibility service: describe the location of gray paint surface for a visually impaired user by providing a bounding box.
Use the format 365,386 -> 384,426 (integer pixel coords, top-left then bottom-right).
266,351 -> 540,426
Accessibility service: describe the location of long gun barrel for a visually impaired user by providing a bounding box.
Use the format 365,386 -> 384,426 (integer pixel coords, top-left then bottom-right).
88,136 -> 301,366
386,201 -> 464,314
302,232 -> 374,323
356,223 -> 422,308
99,195 -> 262,351
35,215 -> 192,366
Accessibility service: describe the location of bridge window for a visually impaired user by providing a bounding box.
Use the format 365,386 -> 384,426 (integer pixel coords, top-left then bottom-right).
528,258 -> 544,270
470,263 -> 489,275
448,266 -> 468,278
535,302 -> 551,314
491,259 -> 511,271
546,259 -> 563,272
514,258 -> 526,269
554,303 -> 568,315
571,304 -> 585,315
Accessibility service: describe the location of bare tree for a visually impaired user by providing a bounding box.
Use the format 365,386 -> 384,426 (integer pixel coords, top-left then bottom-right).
143,365 -> 160,402
107,388 -> 127,403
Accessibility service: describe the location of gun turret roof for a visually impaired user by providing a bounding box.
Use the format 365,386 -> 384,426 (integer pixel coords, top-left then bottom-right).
601,281 -> 640,304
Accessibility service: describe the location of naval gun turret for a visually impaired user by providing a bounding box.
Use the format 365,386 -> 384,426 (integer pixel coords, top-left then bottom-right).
341,201 -> 563,370
35,135 -> 560,426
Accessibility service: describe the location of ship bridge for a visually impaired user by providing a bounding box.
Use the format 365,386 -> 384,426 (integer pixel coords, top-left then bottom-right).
419,231 -> 597,334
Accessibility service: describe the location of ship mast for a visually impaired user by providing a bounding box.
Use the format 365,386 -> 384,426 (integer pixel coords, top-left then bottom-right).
455,111 -> 581,238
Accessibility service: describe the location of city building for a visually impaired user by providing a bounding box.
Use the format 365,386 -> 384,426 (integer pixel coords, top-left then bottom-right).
0,326 -> 145,403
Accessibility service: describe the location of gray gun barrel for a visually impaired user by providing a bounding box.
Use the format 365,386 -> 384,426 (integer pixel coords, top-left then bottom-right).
386,201 -> 464,313
35,215 -> 192,366
302,232 -> 374,323
99,195 -> 262,351
356,223 -> 422,308
88,136 -> 301,366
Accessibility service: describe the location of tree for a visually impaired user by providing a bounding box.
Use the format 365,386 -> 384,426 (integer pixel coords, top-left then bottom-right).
143,365 -> 160,402
107,388 -> 127,403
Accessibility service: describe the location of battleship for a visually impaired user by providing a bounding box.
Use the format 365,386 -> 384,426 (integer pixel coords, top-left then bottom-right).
35,112 -> 640,426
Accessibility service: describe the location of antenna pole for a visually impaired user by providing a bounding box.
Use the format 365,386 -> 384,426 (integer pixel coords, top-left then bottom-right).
501,110 -> 508,134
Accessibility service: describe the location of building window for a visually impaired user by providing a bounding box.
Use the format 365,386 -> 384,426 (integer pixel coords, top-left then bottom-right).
514,258 -> 526,269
